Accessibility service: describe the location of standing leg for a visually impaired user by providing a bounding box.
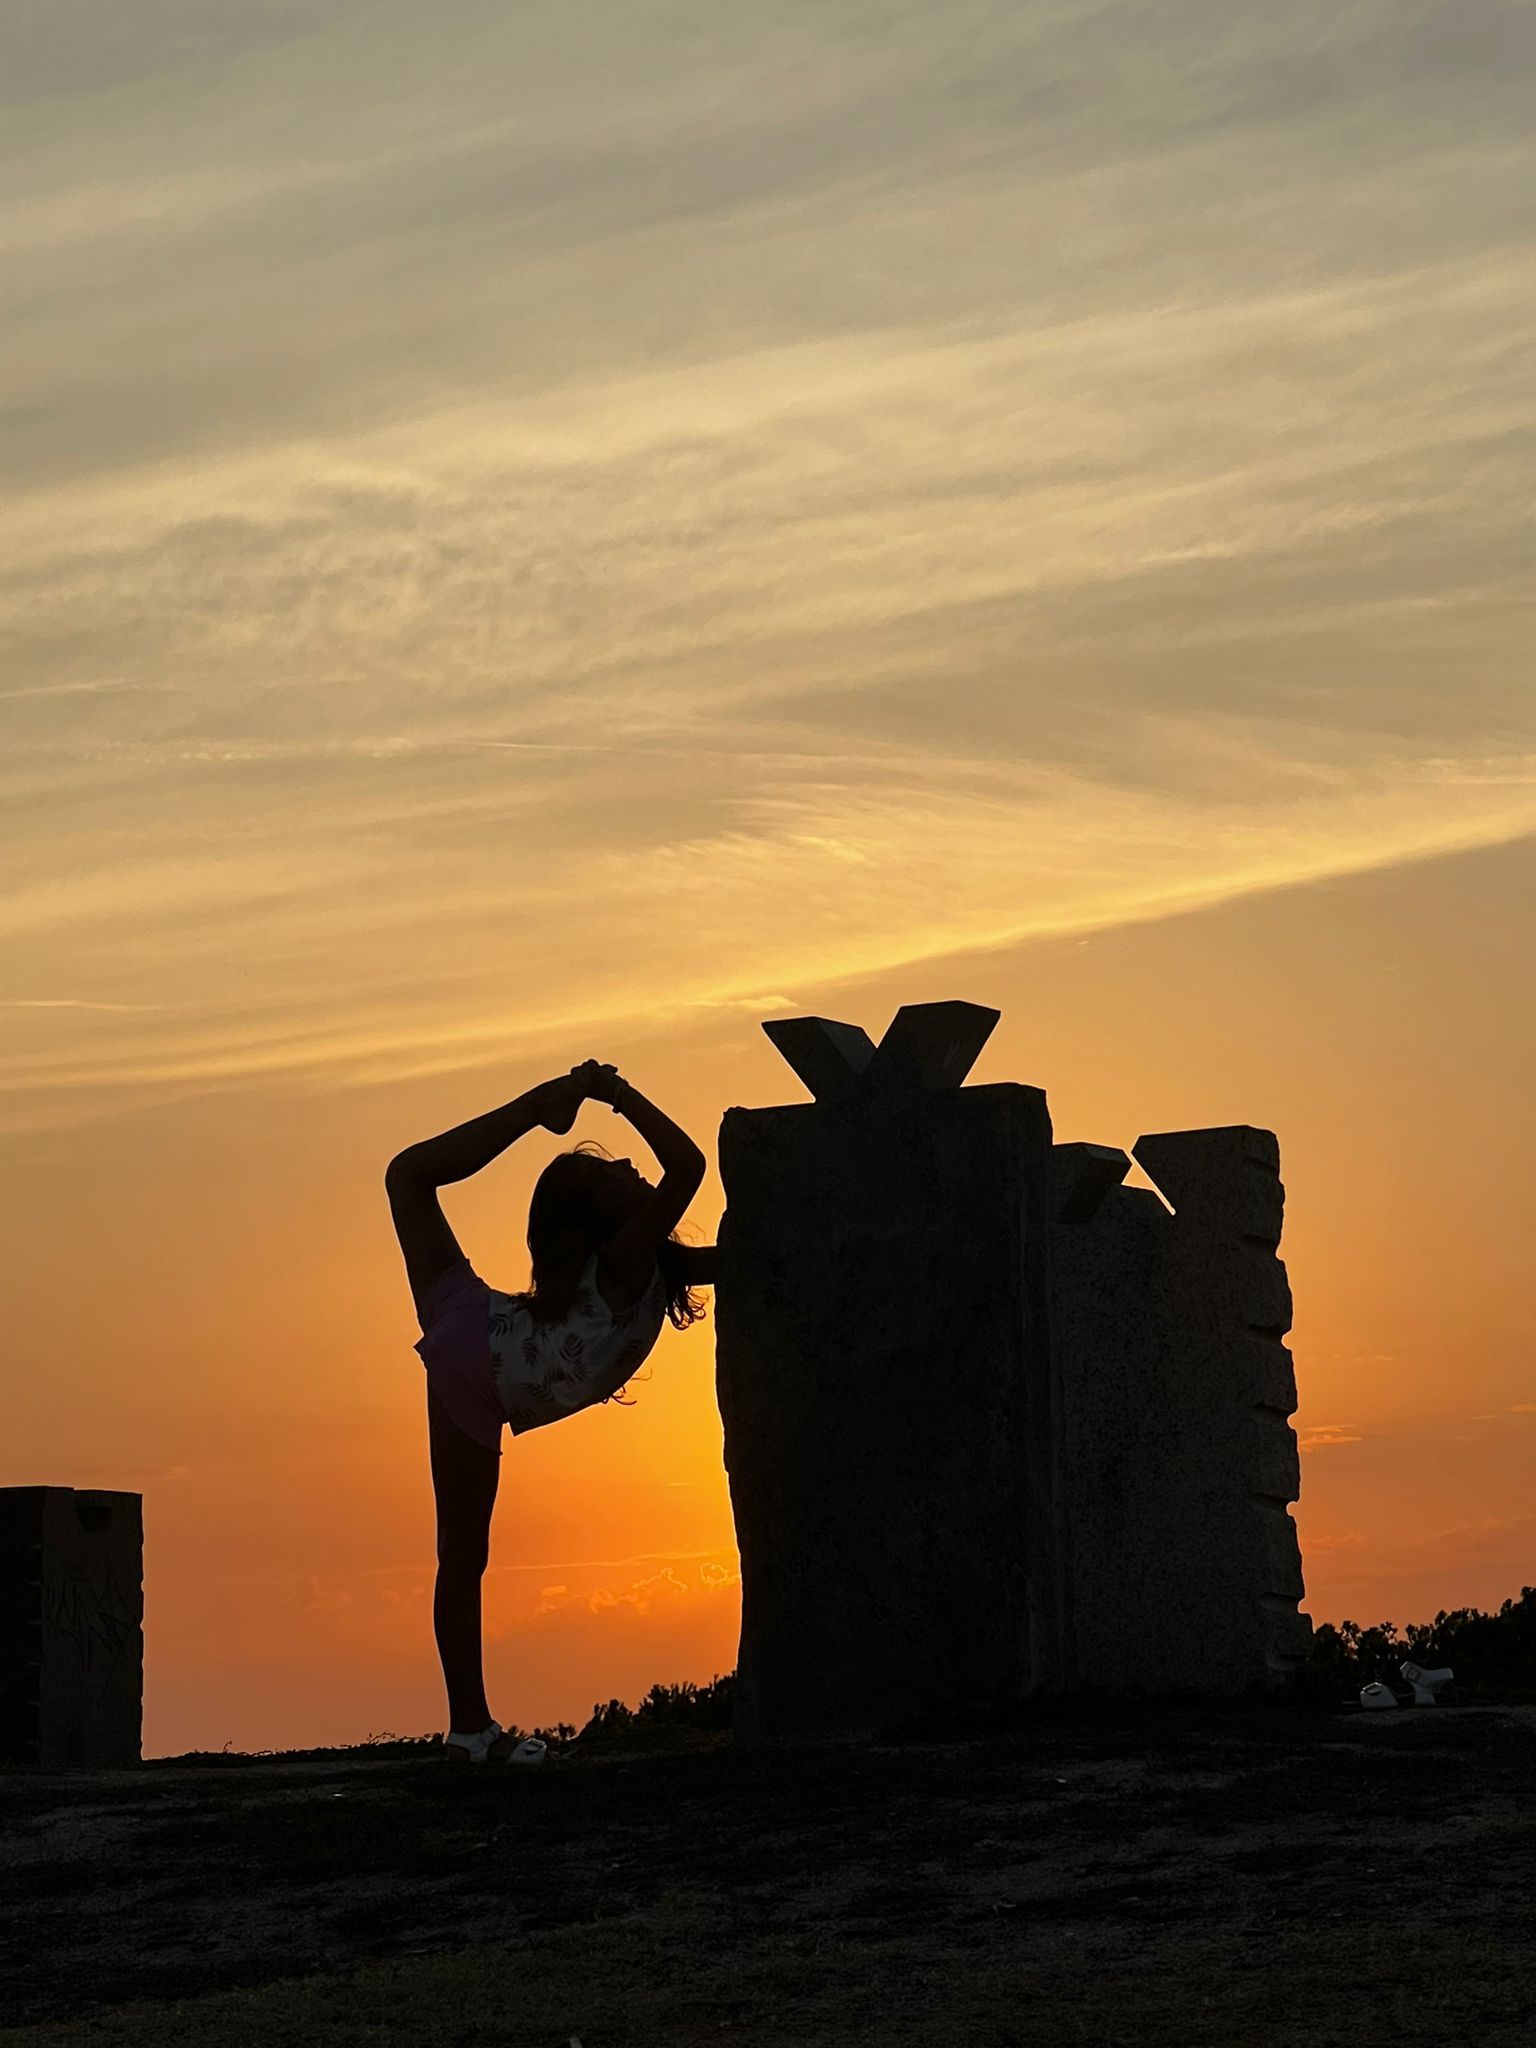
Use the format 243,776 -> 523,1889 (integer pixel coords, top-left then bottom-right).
427,1387 -> 505,1742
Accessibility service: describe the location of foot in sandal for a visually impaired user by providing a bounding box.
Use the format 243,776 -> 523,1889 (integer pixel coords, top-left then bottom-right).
444,1722 -> 550,1764
444,1720 -> 516,1762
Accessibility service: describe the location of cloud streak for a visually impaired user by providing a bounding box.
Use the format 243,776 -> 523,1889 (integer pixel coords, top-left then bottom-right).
2,0 -> 1533,1136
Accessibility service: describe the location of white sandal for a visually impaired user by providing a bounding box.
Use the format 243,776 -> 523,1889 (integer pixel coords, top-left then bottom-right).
444,1721 -> 549,1765
445,1719 -> 510,1762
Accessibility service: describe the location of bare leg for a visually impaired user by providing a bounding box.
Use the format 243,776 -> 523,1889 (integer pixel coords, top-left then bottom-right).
433,1554 -> 493,1731
426,1387 -> 508,1744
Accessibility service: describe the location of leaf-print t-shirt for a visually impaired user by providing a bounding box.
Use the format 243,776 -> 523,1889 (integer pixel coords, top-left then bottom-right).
413,1250 -> 667,1453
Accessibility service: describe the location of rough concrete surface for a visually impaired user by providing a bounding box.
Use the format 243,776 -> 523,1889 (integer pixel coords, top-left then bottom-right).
715,1082 -> 1058,1741
1055,1126 -> 1308,1695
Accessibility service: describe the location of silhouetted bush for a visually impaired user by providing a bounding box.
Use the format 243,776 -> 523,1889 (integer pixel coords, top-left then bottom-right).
579,1672 -> 736,1741
150,1721 -> 581,1766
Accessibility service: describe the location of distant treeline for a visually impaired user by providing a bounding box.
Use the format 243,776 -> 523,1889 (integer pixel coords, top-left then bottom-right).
1303,1585 -> 1536,1701
148,1589 -> 1536,1764
578,1588 -> 1536,1734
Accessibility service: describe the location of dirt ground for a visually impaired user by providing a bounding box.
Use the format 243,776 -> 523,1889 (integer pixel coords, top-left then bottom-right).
2,1702 -> 1534,2047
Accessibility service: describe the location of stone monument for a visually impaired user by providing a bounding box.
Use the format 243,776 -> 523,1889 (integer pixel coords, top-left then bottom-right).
0,1487 -> 144,1769
713,1001 -> 1309,1742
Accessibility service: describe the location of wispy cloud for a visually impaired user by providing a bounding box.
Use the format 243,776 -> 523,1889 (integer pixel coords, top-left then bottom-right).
533,1559 -> 741,1618
1,998 -> 171,1012
487,1549 -> 735,1577
3,0 -> 1533,1139
1299,1425 -> 1367,1451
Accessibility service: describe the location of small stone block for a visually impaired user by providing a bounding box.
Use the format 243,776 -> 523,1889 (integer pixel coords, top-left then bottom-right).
1253,1411 -> 1302,1503
1264,1603 -> 1314,1671
1241,1336 -> 1299,1415
1133,1127 -> 1282,1237
760,1017 -> 877,1100
1,1488 -> 143,1770
864,1001 -> 1000,1091
1254,1500 -> 1306,1600
1053,1143 -> 1131,1224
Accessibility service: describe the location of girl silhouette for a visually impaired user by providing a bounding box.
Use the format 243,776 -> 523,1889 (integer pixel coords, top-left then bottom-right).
385,1059 -> 709,1761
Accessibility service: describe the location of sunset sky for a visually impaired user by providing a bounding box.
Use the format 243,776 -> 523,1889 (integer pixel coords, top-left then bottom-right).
4,1 -> 1533,1757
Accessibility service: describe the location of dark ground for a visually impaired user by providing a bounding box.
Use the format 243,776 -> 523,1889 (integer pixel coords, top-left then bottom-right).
2,1703 -> 1534,2047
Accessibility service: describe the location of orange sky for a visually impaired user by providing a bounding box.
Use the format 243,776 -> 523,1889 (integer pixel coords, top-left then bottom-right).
3,3 -> 1533,1754
6,834 -> 1533,1755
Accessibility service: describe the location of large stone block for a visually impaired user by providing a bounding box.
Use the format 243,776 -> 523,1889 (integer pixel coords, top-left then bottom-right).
0,1489 -> 143,1769
713,1009 -> 1313,1740
715,1081 -> 1059,1742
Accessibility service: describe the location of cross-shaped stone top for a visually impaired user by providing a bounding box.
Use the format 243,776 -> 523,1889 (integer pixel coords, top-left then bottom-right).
761,1001 -> 1000,1099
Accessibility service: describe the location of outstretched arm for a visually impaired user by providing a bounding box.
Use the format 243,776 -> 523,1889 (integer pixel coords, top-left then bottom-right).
388,1072 -> 585,1190
588,1073 -> 708,1287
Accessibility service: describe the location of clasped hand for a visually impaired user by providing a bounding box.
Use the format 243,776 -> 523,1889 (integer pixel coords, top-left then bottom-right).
533,1059 -> 623,1135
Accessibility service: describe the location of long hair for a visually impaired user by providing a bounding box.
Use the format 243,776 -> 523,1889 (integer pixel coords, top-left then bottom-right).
510,1140 -> 708,1340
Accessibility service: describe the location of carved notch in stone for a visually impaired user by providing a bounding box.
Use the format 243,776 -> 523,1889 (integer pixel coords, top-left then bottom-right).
762,1001 -> 999,1099
760,1017 -> 877,1100
1053,1143 -> 1131,1224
